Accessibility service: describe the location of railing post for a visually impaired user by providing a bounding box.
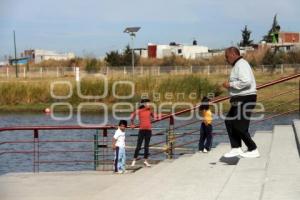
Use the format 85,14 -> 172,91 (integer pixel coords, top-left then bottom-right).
40,67 -> 43,78
103,128 -> 108,171
33,129 -> 39,173
167,116 -> 175,159
207,65 -> 210,75
93,130 -> 99,170
75,67 -> 80,82
56,67 -> 59,77
6,67 -> 9,78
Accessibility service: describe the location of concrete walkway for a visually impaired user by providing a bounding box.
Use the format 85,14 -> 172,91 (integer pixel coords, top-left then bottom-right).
1,121 -> 300,200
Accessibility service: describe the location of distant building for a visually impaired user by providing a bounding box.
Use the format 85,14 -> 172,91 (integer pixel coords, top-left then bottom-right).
0,60 -> 9,67
198,50 -> 225,59
134,48 -> 148,58
279,32 -> 300,44
147,42 -> 209,59
260,32 -> 300,52
9,57 -> 30,65
24,49 -> 75,63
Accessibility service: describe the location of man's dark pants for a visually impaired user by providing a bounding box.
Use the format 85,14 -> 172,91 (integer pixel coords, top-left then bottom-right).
225,95 -> 257,151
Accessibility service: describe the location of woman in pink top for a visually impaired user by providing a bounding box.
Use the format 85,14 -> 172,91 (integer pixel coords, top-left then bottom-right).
130,99 -> 156,167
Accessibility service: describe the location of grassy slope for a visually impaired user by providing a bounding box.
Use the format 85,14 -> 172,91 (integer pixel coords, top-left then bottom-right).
0,71 -> 298,113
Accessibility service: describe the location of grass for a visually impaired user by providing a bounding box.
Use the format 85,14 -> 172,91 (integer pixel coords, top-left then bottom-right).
0,74 -> 221,112
204,71 -> 299,113
0,71 -> 298,113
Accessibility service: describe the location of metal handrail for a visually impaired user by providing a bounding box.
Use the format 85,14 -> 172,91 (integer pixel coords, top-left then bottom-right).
150,108 -> 299,156
0,125 -> 116,132
152,73 -> 300,123
0,73 -> 299,173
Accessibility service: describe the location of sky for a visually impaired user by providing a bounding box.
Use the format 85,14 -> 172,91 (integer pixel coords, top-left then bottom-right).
0,0 -> 300,59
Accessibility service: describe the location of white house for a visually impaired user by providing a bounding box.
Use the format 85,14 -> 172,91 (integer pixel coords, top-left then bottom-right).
148,42 -> 209,59
24,49 -> 75,63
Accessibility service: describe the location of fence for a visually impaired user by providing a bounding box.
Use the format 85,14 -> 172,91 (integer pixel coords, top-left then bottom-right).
0,64 -> 299,79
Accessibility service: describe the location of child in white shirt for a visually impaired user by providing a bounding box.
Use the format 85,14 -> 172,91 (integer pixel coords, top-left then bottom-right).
112,120 -> 127,173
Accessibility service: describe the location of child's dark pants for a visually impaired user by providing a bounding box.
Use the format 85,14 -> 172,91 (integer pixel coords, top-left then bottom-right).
198,122 -> 213,151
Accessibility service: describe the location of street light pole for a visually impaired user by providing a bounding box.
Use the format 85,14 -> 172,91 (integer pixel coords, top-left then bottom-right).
13,30 -> 18,78
124,27 -> 140,75
130,33 -> 135,74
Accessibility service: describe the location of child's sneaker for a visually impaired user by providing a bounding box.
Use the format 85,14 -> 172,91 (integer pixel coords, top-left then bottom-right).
143,160 -> 151,167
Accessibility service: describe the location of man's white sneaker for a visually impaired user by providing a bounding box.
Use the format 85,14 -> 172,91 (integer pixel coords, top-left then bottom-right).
223,148 -> 244,158
203,149 -> 208,153
143,161 -> 151,167
241,149 -> 260,158
131,160 -> 136,167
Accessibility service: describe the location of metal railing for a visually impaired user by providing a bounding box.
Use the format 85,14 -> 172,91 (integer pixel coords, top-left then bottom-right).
0,73 -> 299,173
143,74 -> 299,158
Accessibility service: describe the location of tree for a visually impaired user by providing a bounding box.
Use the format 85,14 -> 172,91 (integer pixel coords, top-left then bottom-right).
104,45 -> 139,66
239,25 -> 253,47
123,45 -> 133,66
104,50 -> 123,66
122,45 -> 139,66
263,14 -> 281,43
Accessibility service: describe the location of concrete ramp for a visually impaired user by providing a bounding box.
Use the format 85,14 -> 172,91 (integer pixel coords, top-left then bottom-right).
293,119 -> 300,155
217,131 -> 273,200
1,122 -> 300,200
92,144 -> 235,200
260,125 -> 300,200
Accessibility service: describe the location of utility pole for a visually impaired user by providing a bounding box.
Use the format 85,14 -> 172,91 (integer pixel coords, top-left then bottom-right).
13,30 -> 18,78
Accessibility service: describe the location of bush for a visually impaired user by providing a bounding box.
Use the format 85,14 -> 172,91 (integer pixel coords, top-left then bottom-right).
157,75 -> 222,101
261,49 -> 286,66
0,75 -> 222,106
85,58 -> 102,73
286,51 -> 300,64
0,82 -> 51,104
137,54 -> 226,67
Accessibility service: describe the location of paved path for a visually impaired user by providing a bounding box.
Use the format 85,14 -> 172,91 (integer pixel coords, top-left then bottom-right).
1,121 -> 299,200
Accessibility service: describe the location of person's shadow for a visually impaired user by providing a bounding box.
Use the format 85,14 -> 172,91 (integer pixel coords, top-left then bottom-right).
218,156 -> 240,165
